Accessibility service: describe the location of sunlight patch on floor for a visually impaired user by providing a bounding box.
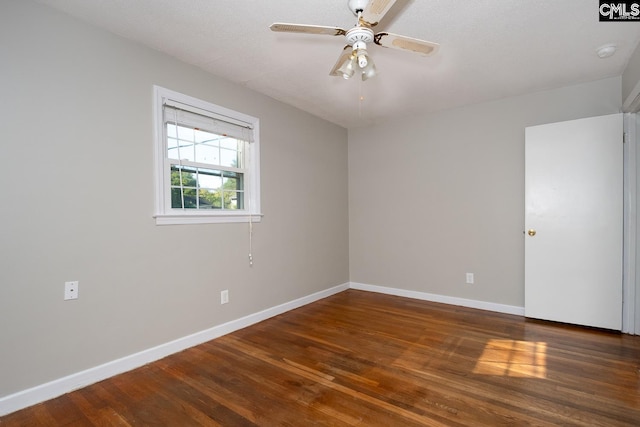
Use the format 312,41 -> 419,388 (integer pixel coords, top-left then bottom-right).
472,339 -> 547,379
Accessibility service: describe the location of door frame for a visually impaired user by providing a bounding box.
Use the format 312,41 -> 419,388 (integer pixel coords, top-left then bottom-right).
623,112 -> 638,335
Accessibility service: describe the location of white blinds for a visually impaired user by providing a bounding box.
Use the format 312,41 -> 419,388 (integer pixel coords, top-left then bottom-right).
163,99 -> 254,143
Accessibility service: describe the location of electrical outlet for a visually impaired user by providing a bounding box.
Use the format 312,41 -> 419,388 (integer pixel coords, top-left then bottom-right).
64,281 -> 79,300
466,273 -> 474,284
220,289 -> 229,305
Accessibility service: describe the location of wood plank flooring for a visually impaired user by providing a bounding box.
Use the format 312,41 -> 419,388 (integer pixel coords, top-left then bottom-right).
2,289 -> 640,426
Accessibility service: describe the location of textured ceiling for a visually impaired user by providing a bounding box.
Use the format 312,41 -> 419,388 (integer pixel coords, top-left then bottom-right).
37,0 -> 640,129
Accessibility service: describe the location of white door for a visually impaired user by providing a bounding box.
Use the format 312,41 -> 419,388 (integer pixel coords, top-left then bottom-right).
525,114 -> 623,330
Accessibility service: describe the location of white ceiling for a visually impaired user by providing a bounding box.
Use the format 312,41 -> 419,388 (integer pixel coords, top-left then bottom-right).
37,0 -> 640,129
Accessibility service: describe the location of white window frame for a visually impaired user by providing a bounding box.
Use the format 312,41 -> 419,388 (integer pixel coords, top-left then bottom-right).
153,85 -> 261,225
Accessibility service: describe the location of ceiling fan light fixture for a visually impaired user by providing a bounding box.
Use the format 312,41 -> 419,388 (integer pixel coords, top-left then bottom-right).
357,49 -> 369,68
352,40 -> 370,68
361,58 -> 377,81
337,54 -> 357,79
351,41 -> 375,80
358,53 -> 368,68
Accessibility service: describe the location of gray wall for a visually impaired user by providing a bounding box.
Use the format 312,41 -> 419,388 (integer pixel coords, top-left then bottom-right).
0,0 -> 349,397
349,77 -> 622,307
623,41 -> 640,106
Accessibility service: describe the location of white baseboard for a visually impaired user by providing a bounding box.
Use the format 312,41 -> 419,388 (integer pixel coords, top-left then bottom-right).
349,282 -> 525,316
0,282 -> 350,417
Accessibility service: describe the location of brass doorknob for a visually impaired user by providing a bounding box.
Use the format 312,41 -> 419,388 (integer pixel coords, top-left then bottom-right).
527,229 -> 536,237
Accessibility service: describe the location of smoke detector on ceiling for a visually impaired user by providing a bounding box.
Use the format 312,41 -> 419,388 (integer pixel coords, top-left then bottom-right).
596,44 -> 617,59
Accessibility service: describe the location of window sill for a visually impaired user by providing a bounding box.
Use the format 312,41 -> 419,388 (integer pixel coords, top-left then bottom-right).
154,212 -> 263,225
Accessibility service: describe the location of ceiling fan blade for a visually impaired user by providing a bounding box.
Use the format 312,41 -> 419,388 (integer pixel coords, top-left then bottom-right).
360,0 -> 397,27
270,23 -> 346,36
374,32 -> 439,56
329,46 -> 353,77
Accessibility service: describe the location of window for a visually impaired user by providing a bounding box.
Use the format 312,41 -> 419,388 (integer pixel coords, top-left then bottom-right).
153,86 -> 261,225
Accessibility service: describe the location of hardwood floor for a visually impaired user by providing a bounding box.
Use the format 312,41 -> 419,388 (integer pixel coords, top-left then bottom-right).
2,289 -> 640,426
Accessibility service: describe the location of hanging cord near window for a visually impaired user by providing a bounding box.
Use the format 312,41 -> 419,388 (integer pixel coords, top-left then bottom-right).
243,127 -> 254,267
170,104 -> 186,210
248,192 -> 253,267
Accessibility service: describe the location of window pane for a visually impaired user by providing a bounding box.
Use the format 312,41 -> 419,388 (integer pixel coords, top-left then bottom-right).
167,147 -> 181,160
220,138 -> 237,150
171,188 -> 184,208
222,175 -> 239,191
198,169 -> 222,190
198,189 -> 221,209
220,148 -> 239,168
167,138 -> 180,160
223,191 -> 240,209
177,126 -> 194,140
194,129 -> 219,145
195,143 -> 219,165
170,165 -> 197,187
235,191 -> 244,209
167,124 -> 178,139
236,142 -> 245,168
169,125 -> 246,167
168,142 -> 195,161
171,187 -> 198,209
170,165 -> 244,211
167,125 -> 196,161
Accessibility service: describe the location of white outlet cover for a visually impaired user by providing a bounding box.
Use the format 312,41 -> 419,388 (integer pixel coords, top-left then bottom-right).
64,281 -> 79,300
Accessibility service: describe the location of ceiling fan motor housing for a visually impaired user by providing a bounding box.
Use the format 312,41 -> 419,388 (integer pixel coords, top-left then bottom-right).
346,26 -> 374,46
348,0 -> 370,15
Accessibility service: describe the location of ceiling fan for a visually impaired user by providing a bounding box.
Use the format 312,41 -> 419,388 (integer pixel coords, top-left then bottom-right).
269,0 -> 439,81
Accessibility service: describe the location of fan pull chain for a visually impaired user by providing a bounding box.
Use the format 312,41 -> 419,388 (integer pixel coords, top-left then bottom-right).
359,79 -> 364,118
